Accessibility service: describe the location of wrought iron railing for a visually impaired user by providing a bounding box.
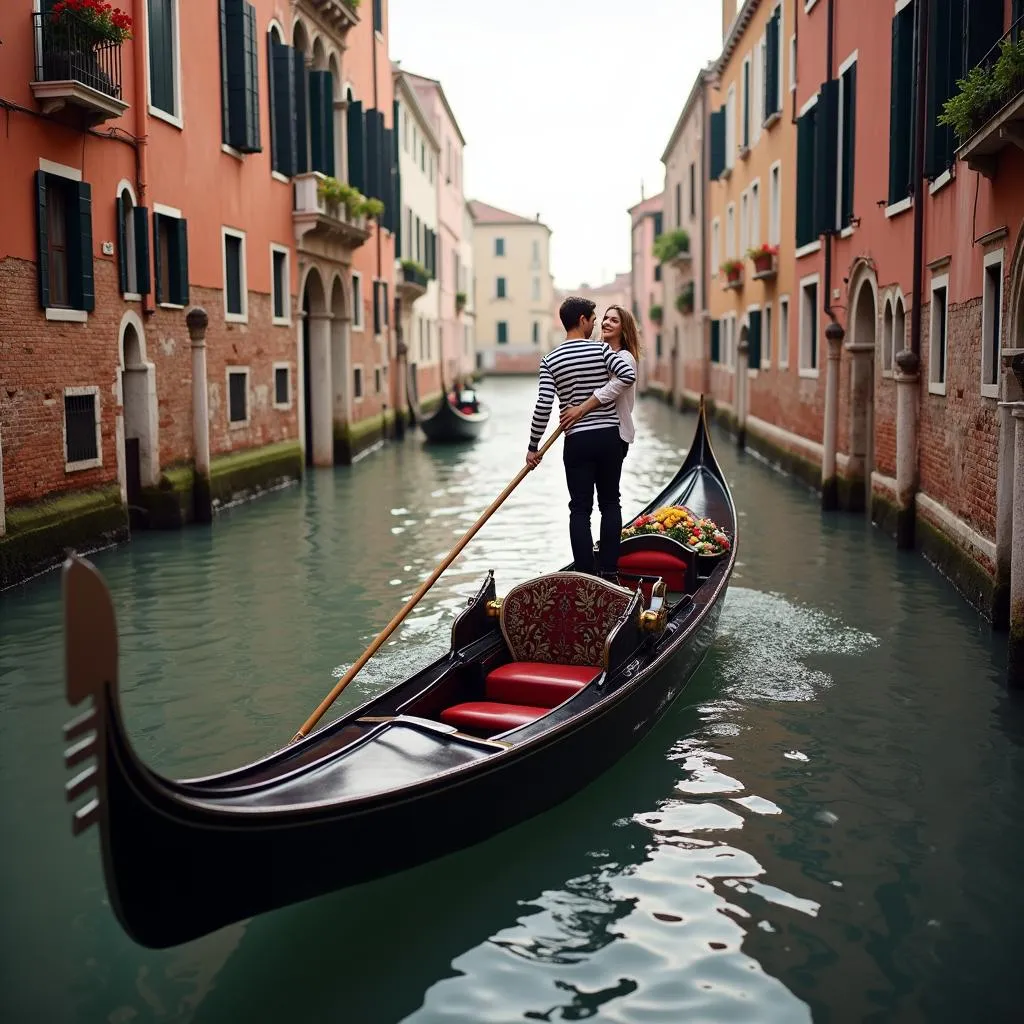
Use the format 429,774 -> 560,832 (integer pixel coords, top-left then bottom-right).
32,12 -> 123,100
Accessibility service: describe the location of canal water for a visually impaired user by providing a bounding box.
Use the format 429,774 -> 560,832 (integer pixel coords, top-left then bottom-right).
1,378 -> 1021,1023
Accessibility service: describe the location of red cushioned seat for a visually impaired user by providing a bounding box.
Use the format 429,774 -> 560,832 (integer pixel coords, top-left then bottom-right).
486,662 -> 600,708
440,701 -> 548,736
618,549 -> 688,592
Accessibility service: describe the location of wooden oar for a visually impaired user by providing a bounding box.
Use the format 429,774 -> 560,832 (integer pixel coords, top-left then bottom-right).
290,425 -> 565,743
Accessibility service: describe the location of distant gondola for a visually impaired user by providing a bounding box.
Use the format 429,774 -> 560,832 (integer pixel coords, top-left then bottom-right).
419,387 -> 490,443
60,401 -> 736,949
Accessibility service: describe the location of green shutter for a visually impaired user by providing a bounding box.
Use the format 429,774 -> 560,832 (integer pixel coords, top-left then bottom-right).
393,99 -> 402,255
271,40 -> 296,175
322,71 -> 335,176
219,0 -> 230,145
813,80 -> 839,237
925,0 -> 964,178
174,217 -> 189,307
365,108 -> 383,201
709,108 -> 726,179
75,182 -> 94,312
765,11 -> 779,119
133,206 -> 151,297
382,126 -> 395,229
309,71 -> 326,172
347,100 -> 366,192
841,64 -> 857,227
966,0 -> 1003,67
748,309 -> 762,370
710,319 -> 720,363
242,3 -> 260,153
116,193 -> 128,293
153,212 -> 163,304
888,7 -> 914,204
35,171 -> 50,309
795,108 -> 816,246
742,61 -> 750,148
294,51 -> 309,174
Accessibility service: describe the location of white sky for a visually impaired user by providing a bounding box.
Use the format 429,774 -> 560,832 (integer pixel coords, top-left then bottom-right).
389,0 -> 722,290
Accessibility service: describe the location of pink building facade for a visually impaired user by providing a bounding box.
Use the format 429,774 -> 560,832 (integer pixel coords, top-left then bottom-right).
628,192 -> 666,393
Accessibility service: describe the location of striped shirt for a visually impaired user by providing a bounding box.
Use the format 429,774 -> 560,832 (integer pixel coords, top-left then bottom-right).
528,339 -> 637,450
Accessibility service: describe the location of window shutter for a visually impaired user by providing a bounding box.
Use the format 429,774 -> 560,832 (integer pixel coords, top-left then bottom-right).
747,309 -> 762,370
841,64 -> 857,226
710,319 -> 721,363
75,181 -> 95,312
219,0 -> 230,145
813,80 -> 839,237
309,71 -> 326,172
765,10 -> 780,118
35,170 -> 50,309
116,193 -> 128,294
888,9 -> 914,204
365,108 -> 383,201
242,3 -> 260,153
795,108 -> 816,246
966,0 -> 1003,71
133,206 -> 151,297
382,126 -> 395,230
709,109 -> 726,179
174,218 -> 189,306
322,71 -> 335,176
925,0 -> 963,178
271,40 -> 296,175
294,51 -> 309,174
153,212 -> 163,304
742,62 -> 750,148
393,99 -> 402,255
347,99 -> 366,192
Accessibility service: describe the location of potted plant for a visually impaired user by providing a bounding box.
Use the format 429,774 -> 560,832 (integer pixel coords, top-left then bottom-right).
649,304 -> 663,325
455,291 -> 467,312
747,243 -> 778,276
939,33 -> 1024,144
675,282 -> 694,315
652,229 -> 691,264
49,0 -> 134,45
720,259 -> 743,285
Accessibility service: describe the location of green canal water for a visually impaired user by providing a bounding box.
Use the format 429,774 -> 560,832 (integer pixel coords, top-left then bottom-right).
1,378 -> 1021,1023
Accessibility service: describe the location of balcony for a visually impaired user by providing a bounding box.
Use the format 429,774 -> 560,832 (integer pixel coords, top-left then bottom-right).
397,261 -> 429,302
293,172 -> 370,250
957,91 -> 1024,178
749,250 -> 778,281
306,0 -> 360,33
31,13 -> 128,125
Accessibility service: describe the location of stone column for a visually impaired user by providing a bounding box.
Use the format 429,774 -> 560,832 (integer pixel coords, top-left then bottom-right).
821,321 -> 846,510
845,340 -> 875,513
1010,403 -> 1024,688
306,311 -> 334,467
994,349 -> 1023,628
735,334 -> 749,449
893,349 -> 921,548
186,307 -> 212,524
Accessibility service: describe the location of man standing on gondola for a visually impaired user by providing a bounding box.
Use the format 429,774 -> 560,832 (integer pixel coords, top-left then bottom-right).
525,296 -> 637,579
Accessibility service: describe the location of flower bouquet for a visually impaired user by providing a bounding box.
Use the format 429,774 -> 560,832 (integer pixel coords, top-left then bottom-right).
49,0 -> 134,45
747,242 -> 778,276
683,517 -> 731,557
720,258 -> 743,285
621,504 -> 696,543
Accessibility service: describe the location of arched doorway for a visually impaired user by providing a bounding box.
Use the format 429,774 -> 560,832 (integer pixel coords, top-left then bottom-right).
847,273 -> 877,512
330,273 -> 350,460
301,266 -> 332,467
119,313 -> 158,516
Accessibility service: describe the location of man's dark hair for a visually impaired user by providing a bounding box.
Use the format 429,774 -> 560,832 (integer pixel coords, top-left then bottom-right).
559,296 -> 596,331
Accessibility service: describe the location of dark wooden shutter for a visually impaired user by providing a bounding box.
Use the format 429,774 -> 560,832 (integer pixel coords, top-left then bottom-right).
966,0 -> 1003,71
382,126 -> 395,229
365,108 -> 383,200
347,99 -> 366,192
888,8 -> 914,204
765,8 -> 780,119
1015,0 -> 1023,41
133,206 -> 151,297
271,40 -> 296,176
841,64 -> 857,227
219,0 -> 230,144
742,61 -> 750,148
925,0 -> 964,177
795,108 -> 816,246
149,0 -> 173,114
813,80 -> 839,237
241,3 -> 260,152
75,181 -> 94,312
153,212 -> 163,304
35,171 -> 50,309
747,309 -> 762,370
710,319 -> 720,363
322,71 -> 335,176
294,51 -> 309,174
174,218 -> 189,306
709,109 -> 726,179
116,193 -> 128,293
393,99 -> 402,253
309,71 -> 326,172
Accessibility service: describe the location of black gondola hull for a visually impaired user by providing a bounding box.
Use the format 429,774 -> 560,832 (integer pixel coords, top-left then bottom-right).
419,397 -> 489,443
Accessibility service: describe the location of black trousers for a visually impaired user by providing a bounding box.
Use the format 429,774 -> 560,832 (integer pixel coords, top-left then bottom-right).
562,427 -> 626,576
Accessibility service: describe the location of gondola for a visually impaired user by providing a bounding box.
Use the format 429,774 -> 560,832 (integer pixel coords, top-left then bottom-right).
418,387 -> 490,443
61,402 -> 737,949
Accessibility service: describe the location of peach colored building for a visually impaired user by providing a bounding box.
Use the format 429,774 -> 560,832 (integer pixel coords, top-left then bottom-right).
707,0 -> 796,448
628,192 -> 666,394
0,0 -> 398,587
661,67 -> 711,407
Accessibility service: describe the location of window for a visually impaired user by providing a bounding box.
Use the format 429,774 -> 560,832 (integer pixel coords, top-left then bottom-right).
709,107 -> 727,178
654,264 -> 662,283
495,237 -> 505,257
227,368 -> 249,425
789,35 -> 797,92
726,85 -> 737,168
800,276 -> 820,374
764,5 -> 782,121
779,295 -> 790,368
373,280 -> 389,334
219,1 -> 260,153
375,367 -> 382,394
675,183 -> 682,227
153,207 -> 189,307
351,271 -> 364,329
116,186 -> 150,299
726,204 -> 736,259
711,218 -> 720,276
532,321 -> 540,345
147,0 -> 181,123
271,245 -> 289,323
982,250 -> 1004,397
769,162 -> 781,245
497,321 -> 508,344
653,212 -> 664,236
888,1 -> 915,207
222,228 -> 247,321
353,366 -> 363,399
36,165 -> 94,318
531,239 -> 540,266
741,56 -> 751,150
496,277 -> 507,299
764,303 -> 773,367
891,294 -> 906,370
689,163 -> 696,218
531,276 -> 540,301
796,92 -> 833,247
308,69 -> 336,175
740,191 -> 749,256
273,364 -> 291,408
750,180 -> 760,249
837,54 -> 857,230
710,319 -> 721,363
373,0 -> 383,34
63,388 -> 100,469
752,38 -> 764,144
882,299 -> 895,373
656,333 -> 663,359
928,275 -> 949,394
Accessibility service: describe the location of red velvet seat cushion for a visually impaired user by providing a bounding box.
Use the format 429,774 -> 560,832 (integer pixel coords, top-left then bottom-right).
486,662 -> 600,708
618,550 -> 688,592
440,701 -> 548,736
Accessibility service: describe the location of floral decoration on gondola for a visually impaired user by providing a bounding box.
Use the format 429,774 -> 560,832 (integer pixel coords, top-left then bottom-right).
621,505 -> 731,556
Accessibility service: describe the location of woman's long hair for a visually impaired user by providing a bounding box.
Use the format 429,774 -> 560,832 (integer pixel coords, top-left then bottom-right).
605,305 -> 641,365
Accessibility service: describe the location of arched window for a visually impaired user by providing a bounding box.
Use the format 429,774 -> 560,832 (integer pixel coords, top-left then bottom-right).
882,298 -> 893,372
116,183 -> 141,297
892,295 -> 906,368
